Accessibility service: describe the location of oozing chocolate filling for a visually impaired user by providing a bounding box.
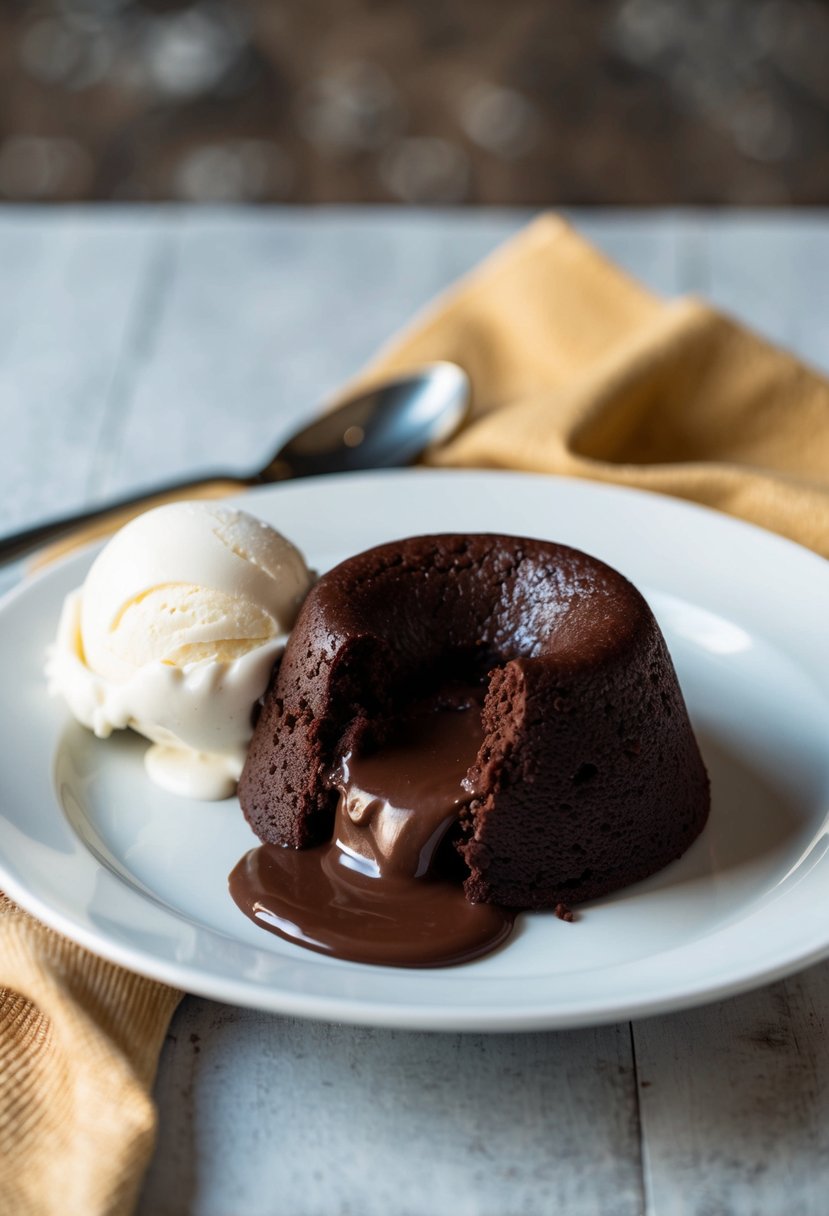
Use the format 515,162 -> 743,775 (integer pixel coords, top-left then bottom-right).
228,683 -> 515,967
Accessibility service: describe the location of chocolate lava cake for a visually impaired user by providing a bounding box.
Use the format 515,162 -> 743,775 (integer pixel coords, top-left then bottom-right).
238,534 -> 710,909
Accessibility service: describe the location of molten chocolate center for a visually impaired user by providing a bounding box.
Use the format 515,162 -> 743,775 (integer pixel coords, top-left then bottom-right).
228,686 -> 515,968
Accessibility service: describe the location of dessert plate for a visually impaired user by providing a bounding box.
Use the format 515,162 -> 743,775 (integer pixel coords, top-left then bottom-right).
2,469 -> 829,1032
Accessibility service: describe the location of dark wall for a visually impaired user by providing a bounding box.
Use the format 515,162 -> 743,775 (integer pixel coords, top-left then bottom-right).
1,0 -> 827,204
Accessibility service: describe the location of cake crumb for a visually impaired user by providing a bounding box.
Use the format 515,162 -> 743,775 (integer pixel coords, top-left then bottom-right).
554,902 -> 574,923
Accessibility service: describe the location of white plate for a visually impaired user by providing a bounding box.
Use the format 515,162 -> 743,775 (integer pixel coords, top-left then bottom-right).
2,470 -> 829,1031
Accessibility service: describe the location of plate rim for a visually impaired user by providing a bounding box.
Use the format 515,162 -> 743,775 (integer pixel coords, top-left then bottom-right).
2,467 -> 829,1032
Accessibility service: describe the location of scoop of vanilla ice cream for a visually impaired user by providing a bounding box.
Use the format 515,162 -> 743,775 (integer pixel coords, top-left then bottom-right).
47,501 -> 313,800
80,501 -> 311,679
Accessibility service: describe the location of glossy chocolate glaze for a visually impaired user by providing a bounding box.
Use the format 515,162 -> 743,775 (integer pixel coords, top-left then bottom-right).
229,687 -> 515,967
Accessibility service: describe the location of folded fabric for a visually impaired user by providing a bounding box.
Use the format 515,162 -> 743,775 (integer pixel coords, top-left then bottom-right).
359,213 -> 829,557
0,897 -> 180,1216
3,210 -> 827,1216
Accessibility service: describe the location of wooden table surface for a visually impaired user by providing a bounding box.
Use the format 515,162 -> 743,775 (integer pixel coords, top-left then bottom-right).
2,207 -> 828,1216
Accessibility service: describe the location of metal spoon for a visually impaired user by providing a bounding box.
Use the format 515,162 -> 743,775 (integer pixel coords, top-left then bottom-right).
0,362 -> 469,566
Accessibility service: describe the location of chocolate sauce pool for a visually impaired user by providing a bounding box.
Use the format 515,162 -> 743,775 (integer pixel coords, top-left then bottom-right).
229,687 -> 515,967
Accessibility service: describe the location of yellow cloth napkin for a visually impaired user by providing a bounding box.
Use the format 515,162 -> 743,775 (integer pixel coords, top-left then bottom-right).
3,211 -> 828,1216
360,213 -> 829,558
0,897 -> 180,1216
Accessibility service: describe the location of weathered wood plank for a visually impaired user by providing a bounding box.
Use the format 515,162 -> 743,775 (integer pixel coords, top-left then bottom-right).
574,208 -> 704,297
102,207 -> 699,497
635,963 -> 829,1216
704,213 -> 829,373
139,998 -> 645,1216
0,208 -> 175,530
629,210 -> 829,1216
100,209 -> 526,494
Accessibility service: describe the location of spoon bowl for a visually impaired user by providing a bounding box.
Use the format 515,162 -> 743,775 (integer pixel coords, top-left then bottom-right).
264,362 -> 469,480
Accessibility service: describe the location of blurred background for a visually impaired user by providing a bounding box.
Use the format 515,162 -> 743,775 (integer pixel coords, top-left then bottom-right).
0,0 -> 827,206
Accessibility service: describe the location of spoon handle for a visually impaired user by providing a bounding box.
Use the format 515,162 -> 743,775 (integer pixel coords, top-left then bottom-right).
0,474 -> 253,569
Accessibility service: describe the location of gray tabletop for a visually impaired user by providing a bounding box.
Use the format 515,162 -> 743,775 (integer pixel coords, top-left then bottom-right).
2,207 -> 828,1216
